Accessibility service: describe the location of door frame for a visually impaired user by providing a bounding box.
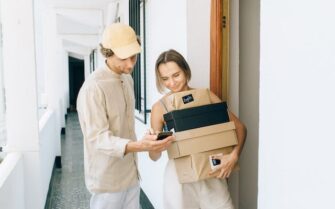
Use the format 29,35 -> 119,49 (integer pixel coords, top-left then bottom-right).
210,0 -> 229,101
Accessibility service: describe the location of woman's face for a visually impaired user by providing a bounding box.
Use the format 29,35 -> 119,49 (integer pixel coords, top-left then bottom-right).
158,61 -> 189,93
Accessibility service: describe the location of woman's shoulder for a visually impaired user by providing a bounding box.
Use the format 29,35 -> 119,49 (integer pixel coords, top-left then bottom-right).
152,94 -> 171,113
152,96 -> 164,109
152,100 -> 162,109
151,100 -> 165,118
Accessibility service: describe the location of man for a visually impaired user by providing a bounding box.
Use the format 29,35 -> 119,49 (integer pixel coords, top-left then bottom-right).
77,23 -> 174,209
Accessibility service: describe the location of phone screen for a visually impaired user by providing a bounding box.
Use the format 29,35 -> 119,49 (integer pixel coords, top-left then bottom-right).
157,131 -> 173,140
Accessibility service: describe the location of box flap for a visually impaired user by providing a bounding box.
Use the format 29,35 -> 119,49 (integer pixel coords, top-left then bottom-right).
167,123 -> 238,159
175,122 -> 235,141
191,148 -> 230,180
169,88 -> 211,110
174,147 -> 237,183
162,88 -> 211,112
174,155 -> 198,183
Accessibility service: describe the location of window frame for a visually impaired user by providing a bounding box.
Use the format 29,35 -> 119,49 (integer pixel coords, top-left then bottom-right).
129,0 -> 148,124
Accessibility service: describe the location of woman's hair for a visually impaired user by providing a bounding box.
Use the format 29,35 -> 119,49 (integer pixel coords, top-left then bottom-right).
100,36 -> 141,58
155,49 -> 191,93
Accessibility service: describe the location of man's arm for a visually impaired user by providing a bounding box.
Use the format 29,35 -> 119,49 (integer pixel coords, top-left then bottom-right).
78,82 -> 131,158
78,82 -> 173,158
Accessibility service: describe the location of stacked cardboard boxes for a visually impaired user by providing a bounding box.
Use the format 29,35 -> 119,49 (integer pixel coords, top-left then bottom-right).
163,89 -> 238,183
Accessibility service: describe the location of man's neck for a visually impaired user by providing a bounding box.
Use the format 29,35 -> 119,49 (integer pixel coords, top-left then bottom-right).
105,60 -> 121,75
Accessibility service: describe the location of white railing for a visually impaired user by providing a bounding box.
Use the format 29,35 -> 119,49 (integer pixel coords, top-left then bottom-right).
38,108 -> 59,204
0,117 -> 6,147
0,107 -> 60,209
0,152 -> 25,209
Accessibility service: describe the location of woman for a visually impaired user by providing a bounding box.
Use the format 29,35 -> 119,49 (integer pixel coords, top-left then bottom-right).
150,49 -> 247,209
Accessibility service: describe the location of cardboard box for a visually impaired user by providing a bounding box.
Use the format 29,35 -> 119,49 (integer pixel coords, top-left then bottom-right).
167,122 -> 238,159
163,102 -> 229,132
167,88 -> 211,110
174,147 -> 239,183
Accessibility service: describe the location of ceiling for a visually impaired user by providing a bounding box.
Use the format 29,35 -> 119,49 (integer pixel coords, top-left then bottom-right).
46,0 -> 120,55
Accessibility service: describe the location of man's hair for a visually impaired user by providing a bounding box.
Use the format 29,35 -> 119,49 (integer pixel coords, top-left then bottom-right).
155,49 -> 191,93
100,36 -> 141,58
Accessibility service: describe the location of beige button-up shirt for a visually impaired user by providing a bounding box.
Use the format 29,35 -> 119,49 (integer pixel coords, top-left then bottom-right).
77,63 -> 139,193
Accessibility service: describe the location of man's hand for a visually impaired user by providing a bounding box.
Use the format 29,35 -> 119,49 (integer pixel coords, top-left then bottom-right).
140,133 -> 175,152
125,133 -> 175,154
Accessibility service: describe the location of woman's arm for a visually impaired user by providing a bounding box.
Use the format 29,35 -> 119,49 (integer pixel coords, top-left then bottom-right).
149,101 -> 166,161
209,91 -> 247,178
227,112 -> 247,159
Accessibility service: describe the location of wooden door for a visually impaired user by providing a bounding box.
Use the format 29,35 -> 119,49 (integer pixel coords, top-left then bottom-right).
210,0 -> 229,102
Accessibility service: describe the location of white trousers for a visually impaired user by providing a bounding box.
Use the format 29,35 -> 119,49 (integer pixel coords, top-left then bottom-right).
164,160 -> 184,209
164,160 -> 234,209
90,184 -> 140,209
183,178 -> 234,209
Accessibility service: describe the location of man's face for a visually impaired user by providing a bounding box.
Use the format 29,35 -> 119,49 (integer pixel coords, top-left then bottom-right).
107,54 -> 138,74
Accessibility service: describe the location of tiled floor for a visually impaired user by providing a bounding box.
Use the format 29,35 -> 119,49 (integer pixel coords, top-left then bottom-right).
45,112 -> 154,209
45,112 -> 90,209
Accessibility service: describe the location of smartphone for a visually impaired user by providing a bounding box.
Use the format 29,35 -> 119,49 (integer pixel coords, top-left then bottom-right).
157,131 -> 173,140
209,153 -> 223,170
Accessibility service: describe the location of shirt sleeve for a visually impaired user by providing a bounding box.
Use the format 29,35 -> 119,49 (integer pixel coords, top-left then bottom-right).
77,82 -> 131,158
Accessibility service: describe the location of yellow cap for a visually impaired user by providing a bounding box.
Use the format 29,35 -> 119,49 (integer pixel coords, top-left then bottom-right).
101,23 -> 141,59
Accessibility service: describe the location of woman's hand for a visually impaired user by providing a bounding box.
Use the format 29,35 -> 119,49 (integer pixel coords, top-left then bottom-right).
209,152 -> 238,178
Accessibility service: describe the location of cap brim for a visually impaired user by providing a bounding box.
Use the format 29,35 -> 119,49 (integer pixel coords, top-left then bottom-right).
113,42 -> 141,59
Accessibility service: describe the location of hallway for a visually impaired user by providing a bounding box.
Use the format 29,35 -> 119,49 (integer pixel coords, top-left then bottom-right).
45,112 -> 154,209
45,112 -> 90,209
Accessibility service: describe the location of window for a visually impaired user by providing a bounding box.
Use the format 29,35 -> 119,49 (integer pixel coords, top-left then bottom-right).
90,49 -> 97,73
129,0 -> 148,123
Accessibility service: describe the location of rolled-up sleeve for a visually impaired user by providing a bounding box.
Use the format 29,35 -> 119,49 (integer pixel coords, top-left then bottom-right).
77,82 -> 130,158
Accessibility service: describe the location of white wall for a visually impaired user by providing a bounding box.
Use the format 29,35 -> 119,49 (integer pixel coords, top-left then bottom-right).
186,0 -> 210,89
43,3 -> 66,156
2,0 -> 39,152
259,1 -> 335,209
144,0 -> 187,107
0,0 -> 6,146
34,0 -> 47,108
44,4 -> 64,130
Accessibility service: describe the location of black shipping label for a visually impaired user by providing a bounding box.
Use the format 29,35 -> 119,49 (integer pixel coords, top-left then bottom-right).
182,94 -> 194,104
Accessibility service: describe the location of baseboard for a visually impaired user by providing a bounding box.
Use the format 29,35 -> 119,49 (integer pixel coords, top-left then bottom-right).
61,127 -> 66,135
55,156 -> 62,169
44,157 -> 61,209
